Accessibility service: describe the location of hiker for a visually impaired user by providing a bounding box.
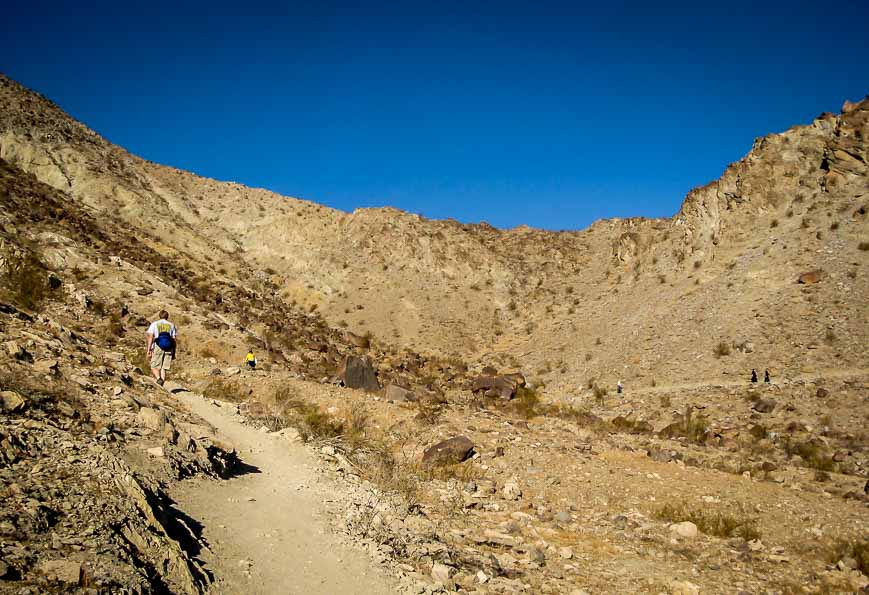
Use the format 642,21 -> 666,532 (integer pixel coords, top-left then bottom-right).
616,380 -> 623,395
245,350 -> 257,370
750,369 -> 758,383
764,369 -> 770,383
146,310 -> 177,386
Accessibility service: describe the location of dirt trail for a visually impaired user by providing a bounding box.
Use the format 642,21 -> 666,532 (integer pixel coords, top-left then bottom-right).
169,388 -> 396,595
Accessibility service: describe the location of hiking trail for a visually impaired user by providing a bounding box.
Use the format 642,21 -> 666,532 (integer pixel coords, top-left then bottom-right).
169,386 -> 396,595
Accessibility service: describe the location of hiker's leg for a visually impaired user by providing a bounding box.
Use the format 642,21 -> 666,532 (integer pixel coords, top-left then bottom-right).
150,367 -> 160,380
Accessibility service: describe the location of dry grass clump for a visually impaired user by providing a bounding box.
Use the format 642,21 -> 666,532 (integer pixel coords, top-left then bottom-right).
827,538 -> 869,575
510,386 -> 542,419
781,436 -> 835,471
656,501 -> 761,540
270,386 -> 344,441
202,378 -> 248,403
2,252 -> 53,311
713,341 -> 731,358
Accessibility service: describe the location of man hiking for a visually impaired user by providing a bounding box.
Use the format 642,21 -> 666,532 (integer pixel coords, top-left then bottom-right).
147,310 -> 177,386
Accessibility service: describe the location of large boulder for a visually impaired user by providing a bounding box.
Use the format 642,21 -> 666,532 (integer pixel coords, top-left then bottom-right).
384,384 -> 416,402
338,355 -> 381,392
423,436 -> 475,466
470,372 -> 526,400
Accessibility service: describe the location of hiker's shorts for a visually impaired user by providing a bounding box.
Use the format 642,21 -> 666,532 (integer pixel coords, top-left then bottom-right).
150,345 -> 174,371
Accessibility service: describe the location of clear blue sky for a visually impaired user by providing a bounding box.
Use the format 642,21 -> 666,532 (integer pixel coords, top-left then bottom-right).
3,1 -> 867,230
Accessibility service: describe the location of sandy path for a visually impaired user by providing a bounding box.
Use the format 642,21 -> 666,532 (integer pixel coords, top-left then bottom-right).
170,389 -> 397,595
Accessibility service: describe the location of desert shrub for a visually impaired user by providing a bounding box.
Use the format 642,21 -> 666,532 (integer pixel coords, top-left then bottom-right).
659,394 -> 671,408
274,393 -> 344,441
749,424 -> 768,440
592,383 -> 608,406
830,221 -> 839,230
2,252 -> 52,311
656,502 -> 761,540
199,346 -> 217,359
827,538 -> 869,575
693,260 -> 702,269
713,341 -> 731,358
824,329 -> 836,344
770,219 -> 779,228
202,378 -> 248,403
781,436 -> 835,471
858,241 -> 869,251
510,386 -> 541,419
414,397 -> 441,425
658,274 -> 666,284
345,403 -> 370,450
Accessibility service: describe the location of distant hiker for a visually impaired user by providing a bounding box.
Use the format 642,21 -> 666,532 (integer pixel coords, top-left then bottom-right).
245,350 -> 257,370
750,369 -> 758,383
616,380 -> 623,395
146,310 -> 177,386
764,369 -> 770,383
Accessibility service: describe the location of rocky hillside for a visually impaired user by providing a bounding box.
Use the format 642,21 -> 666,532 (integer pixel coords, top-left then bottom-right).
0,74 -> 867,398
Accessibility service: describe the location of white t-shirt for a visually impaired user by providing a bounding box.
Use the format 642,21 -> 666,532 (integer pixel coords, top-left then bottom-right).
147,319 -> 177,339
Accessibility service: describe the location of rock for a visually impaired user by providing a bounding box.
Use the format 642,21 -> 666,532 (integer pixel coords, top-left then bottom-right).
503,480 -> 522,500
38,559 -> 82,585
112,386 -> 123,396
384,384 -> 416,402
4,340 -> 30,361
470,372 -> 526,400
798,270 -> 823,284
612,514 -> 628,530
558,547 -> 573,559
668,579 -> 700,595
146,446 -> 165,458
138,407 -> 167,431
103,351 -> 125,362
476,570 -> 489,584
0,390 -> 26,412
753,399 -> 777,413
337,355 -> 381,392
554,511 -> 571,523
431,562 -> 453,584
47,272 -> 62,288
224,366 -> 241,377
422,436 -> 474,466
33,358 -> 59,375
816,387 -> 829,398
670,521 -> 698,538
209,367 -> 222,376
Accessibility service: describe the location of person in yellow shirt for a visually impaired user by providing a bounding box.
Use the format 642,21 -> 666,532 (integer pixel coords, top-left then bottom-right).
245,350 -> 257,370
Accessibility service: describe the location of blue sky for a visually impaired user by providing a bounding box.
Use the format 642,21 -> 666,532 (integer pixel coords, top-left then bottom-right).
3,1 -> 867,230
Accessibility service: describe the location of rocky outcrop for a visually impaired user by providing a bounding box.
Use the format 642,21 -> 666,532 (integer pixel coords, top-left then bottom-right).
338,355 -> 381,393
422,436 -> 475,466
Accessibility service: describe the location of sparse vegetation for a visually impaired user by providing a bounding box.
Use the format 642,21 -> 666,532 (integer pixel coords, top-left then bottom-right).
713,341 -> 731,358
656,502 -> 761,541
202,378 -> 248,403
2,252 -> 52,311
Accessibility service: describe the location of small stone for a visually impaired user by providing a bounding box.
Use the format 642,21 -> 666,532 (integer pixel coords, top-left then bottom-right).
112,386 -> 123,396
668,580 -> 700,595
558,546 -> 573,559
476,570 -> 489,584
146,446 -> 164,458
670,521 -> 698,539
225,366 -> 241,377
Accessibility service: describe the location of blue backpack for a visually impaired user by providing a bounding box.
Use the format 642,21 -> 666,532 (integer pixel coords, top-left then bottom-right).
154,322 -> 175,351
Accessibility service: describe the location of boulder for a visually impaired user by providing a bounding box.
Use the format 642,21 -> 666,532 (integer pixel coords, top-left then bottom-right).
798,270 -> 823,284
503,480 -> 522,500
753,399 -> 777,413
423,436 -> 475,466
224,366 -> 241,377
138,407 -> 167,431
338,356 -> 381,392
33,359 -> 59,375
384,384 -> 416,402
669,521 -> 698,538
816,387 -> 829,398
471,372 -> 526,400
0,391 -> 26,412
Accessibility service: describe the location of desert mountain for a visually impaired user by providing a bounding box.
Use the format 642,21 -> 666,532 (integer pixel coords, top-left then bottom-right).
1,73 -> 867,394
1,74 -> 868,593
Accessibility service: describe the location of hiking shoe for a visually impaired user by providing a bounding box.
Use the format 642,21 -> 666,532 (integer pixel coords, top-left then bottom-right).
156,378 -> 165,386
